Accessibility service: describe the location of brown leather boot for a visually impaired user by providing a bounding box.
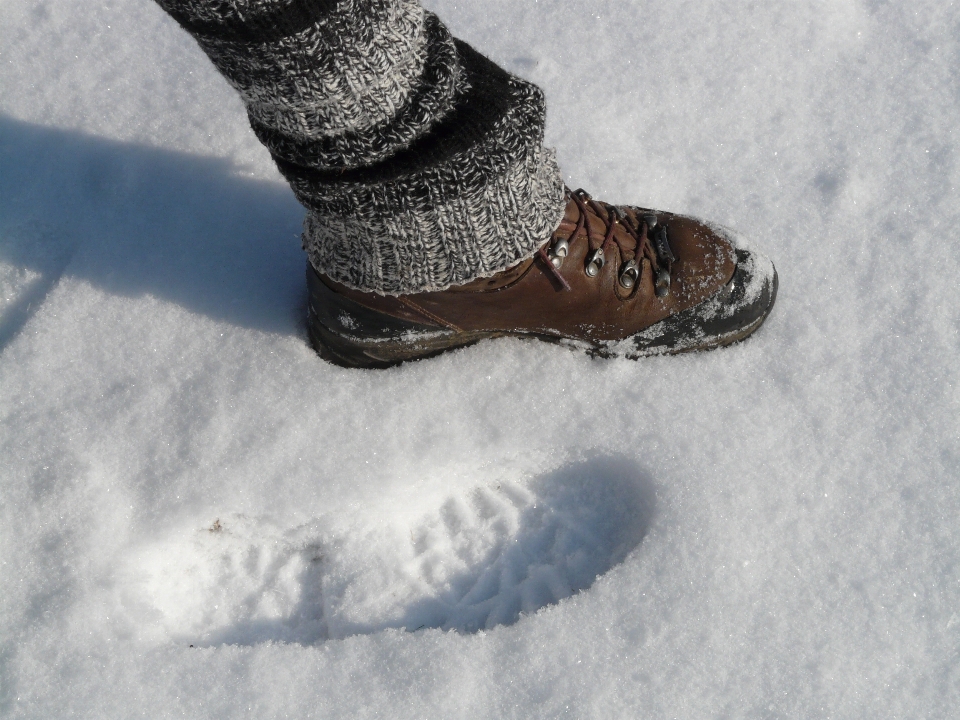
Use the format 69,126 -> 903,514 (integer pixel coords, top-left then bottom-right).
307,189 -> 777,368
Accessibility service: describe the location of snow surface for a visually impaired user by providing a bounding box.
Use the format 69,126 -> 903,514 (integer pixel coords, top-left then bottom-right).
2,0 -> 959,717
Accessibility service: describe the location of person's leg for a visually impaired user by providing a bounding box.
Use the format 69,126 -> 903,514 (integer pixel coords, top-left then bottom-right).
155,0 -> 777,367
154,0 -> 567,294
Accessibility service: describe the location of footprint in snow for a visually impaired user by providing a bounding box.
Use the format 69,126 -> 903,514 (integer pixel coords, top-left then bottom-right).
119,457 -> 655,645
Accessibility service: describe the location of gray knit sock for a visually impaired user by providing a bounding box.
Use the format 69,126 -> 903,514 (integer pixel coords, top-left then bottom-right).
155,0 -> 567,294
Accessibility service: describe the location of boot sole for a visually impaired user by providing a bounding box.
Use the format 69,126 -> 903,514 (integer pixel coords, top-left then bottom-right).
307,249 -> 778,369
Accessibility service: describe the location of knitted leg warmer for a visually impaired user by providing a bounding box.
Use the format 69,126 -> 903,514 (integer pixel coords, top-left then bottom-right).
155,0 -> 567,295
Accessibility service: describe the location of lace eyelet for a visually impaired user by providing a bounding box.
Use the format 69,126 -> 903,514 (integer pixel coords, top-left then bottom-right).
655,268 -> 671,296
549,237 -> 569,267
619,260 -> 640,289
585,248 -> 605,277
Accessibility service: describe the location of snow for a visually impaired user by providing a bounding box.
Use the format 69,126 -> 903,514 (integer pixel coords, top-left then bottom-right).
1,0 -> 959,717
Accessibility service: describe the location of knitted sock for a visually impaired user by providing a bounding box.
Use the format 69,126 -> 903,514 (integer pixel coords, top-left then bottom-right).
155,0 -> 567,294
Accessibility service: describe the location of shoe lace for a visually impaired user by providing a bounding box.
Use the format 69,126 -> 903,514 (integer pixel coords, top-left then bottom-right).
537,188 -> 676,296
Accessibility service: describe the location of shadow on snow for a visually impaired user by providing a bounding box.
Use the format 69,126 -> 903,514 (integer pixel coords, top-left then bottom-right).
0,114 -> 306,350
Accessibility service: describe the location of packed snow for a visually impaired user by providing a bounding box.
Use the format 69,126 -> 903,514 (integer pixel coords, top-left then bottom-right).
2,0 -> 959,717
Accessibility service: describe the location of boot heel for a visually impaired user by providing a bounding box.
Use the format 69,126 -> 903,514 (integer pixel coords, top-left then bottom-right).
307,263 -> 474,368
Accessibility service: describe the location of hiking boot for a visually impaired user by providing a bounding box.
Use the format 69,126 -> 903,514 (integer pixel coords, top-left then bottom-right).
307,189 -> 778,368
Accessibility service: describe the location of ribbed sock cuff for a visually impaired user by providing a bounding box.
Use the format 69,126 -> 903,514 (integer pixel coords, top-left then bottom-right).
156,0 -> 567,294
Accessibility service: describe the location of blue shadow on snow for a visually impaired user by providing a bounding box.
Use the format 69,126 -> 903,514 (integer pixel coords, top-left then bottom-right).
0,114 -> 307,346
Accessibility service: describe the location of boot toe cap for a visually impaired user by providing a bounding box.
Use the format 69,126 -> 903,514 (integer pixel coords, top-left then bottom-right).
607,241 -> 778,357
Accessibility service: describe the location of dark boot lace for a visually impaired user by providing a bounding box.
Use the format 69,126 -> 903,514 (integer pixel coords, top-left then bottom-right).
537,188 -> 677,296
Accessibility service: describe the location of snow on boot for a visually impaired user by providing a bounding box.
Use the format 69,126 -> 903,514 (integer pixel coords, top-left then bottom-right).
307,189 -> 778,368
